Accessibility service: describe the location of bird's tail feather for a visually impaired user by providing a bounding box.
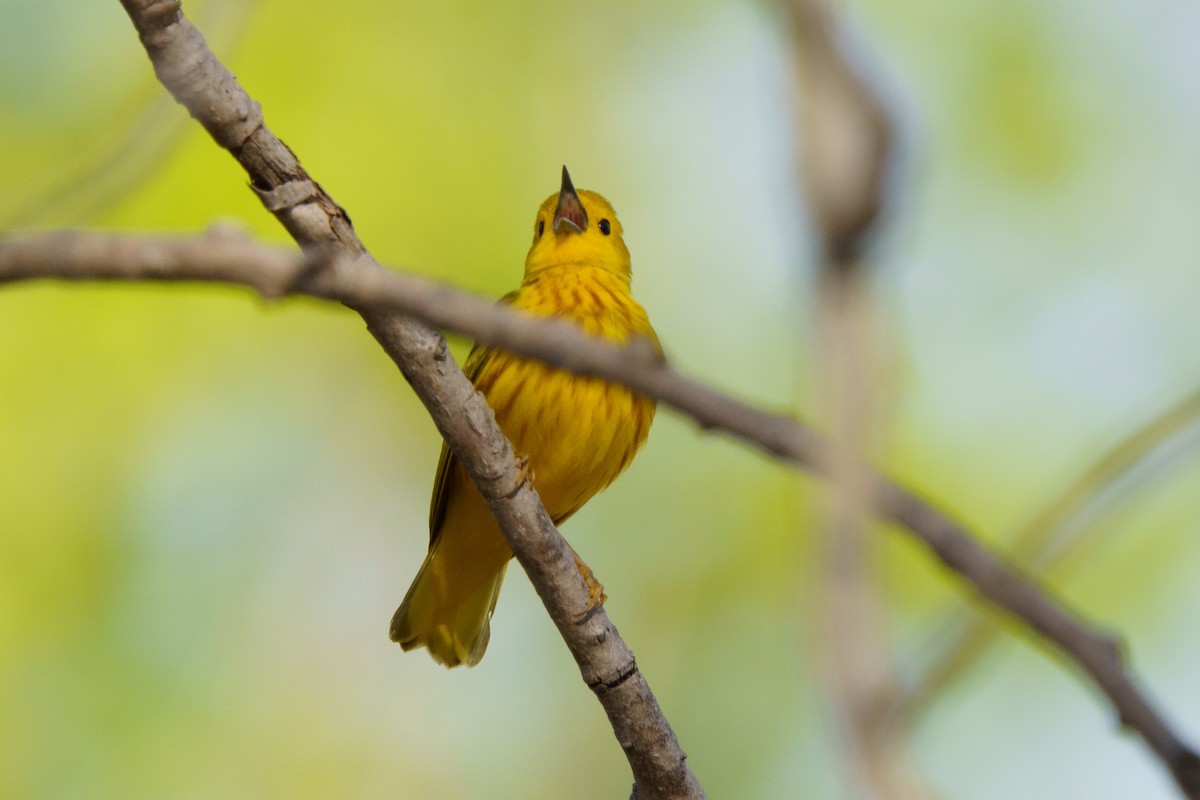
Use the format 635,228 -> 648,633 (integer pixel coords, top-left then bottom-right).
390,540 -> 508,668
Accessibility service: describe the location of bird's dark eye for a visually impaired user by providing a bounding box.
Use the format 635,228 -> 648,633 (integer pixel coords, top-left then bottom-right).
537,219 -> 545,238
598,219 -> 611,235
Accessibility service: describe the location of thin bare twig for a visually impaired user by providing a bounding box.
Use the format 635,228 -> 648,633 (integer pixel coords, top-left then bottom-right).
115,2 -> 704,797
3,227 -> 1199,794
897,388 -> 1200,728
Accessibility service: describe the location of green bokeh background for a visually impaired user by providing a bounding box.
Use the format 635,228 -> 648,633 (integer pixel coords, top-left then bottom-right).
3,0 -> 1200,798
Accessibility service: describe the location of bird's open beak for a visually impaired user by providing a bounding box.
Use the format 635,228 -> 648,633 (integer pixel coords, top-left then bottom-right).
553,165 -> 588,234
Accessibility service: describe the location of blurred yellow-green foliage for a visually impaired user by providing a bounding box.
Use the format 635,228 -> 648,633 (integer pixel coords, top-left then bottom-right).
3,0 -> 1200,798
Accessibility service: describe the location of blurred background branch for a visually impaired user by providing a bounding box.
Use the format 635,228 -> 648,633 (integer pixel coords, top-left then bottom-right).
815,274 -> 935,800
0,0 -> 252,229
897,387 -> 1200,729
784,0 -> 891,267
783,0 -> 1200,796
782,0 -> 927,796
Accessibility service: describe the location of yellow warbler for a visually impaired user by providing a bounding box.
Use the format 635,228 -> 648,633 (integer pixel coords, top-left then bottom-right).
390,167 -> 660,667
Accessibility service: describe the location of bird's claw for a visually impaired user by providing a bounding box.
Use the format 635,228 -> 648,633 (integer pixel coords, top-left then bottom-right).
505,453 -> 536,498
573,551 -> 607,621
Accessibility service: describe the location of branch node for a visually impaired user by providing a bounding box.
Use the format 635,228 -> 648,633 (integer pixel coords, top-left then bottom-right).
138,0 -> 182,35
253,178 -> 321,212
266,246 -> 337,300
587,657 -> 639,693
573,603 -> 604,627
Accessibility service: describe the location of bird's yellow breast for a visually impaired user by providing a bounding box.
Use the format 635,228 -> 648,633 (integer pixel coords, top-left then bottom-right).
473,264 -> 659,523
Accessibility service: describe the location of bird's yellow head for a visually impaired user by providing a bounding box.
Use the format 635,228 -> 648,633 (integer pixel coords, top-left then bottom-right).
524,166 -> 631,281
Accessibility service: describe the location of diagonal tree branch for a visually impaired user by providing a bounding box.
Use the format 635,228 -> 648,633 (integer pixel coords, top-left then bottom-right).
115,2 -> 704,798
3,227 -> 1200,794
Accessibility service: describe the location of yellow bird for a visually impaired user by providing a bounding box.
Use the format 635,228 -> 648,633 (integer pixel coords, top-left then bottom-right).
390,167 -> 661,667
